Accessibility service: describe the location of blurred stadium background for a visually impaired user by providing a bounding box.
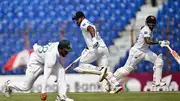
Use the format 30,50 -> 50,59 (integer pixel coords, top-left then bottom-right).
0,0 -> 180,94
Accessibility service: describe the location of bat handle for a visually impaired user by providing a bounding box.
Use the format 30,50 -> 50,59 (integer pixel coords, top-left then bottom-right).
166,45 -> 173,52
65,56 -> 81,72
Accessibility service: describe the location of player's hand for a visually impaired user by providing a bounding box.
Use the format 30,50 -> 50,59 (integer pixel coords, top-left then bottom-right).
92,37 -> 99,49
159,40 -> 170,47
40,93 -> 47,101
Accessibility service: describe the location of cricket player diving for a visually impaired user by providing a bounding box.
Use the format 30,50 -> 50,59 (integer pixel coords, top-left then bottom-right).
72,11 -> 122,93
106,15 -> 170,91
2,40 -> 74,101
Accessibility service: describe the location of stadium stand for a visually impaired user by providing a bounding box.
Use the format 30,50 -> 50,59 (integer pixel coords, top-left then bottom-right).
0,0 -> 145,74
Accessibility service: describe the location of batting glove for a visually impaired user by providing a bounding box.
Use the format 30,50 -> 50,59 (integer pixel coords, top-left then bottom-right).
159,40 -> 170,47
40,93 -> 47,101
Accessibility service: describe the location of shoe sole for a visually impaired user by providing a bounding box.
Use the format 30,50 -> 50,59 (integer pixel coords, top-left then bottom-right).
114,86 -> 122,93
110,86 -> 122,94
153,83 -> 166,87
99,68 -> 107,82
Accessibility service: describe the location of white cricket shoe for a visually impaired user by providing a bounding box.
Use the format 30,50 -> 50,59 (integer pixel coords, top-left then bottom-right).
55,95 -> 74,101
3,80 -> 12,97
158,82 -> 166,86
99,67 -> 107,82
152,81 -> 166,87
104,78 -> 113,92
109,84 -> 122,94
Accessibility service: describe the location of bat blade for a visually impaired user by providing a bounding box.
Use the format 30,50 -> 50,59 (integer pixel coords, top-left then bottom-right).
166,45 -> 180,64
171,50 -> 180,64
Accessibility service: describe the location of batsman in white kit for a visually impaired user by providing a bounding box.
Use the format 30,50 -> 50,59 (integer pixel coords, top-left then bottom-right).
2,40 -> 74,101
106,15 -> 170,91
72,11 -> 122,93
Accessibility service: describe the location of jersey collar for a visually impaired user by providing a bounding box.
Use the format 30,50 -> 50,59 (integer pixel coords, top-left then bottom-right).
56,47 -> 60,57
80,18 -> 87,27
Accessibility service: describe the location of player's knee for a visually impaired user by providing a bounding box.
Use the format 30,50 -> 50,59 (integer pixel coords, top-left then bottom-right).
79,59 -> 84,63
118,67 -> 132,75
22,83 -> 32,91
78,64 -> 90,69
114,66 -> 133,80
73,67 -> 85,73
154,54 -> 163,68
79,55 -> 93,64
79,56 -> 88,63
78,62 -> 86,67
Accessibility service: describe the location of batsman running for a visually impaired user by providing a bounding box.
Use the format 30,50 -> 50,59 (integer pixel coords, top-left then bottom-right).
2,40 -> 74,101
72,11 -> 122,93
106,15 -> 170,91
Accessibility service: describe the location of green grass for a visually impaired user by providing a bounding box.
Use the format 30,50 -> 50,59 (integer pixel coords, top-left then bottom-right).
0,92 -> 180,101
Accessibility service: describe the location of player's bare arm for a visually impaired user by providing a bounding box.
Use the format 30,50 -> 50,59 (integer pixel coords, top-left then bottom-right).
87,25 -> 96,37
144,37 -> 159,45
87,25 -> 99,48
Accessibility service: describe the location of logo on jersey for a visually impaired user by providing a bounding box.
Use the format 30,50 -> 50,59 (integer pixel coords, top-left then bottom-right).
83,23 -> 86,26
144,31 -> 148,34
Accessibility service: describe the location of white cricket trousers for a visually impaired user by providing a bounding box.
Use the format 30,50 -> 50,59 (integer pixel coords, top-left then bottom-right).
8,52 -> 67,95
80,46 -> 109,66
125,47 -> 157,68
122,47 -> 164,84
74,46 -> 109,75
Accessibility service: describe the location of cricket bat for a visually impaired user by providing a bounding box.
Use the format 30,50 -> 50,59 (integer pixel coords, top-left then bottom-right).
65,56 -> 81,72
165,45 -> 180,64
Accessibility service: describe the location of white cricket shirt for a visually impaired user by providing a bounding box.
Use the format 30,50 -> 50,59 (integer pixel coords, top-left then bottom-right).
133,25 -> 153,51
80,19 -> 106,49
35,42 -> 60,67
